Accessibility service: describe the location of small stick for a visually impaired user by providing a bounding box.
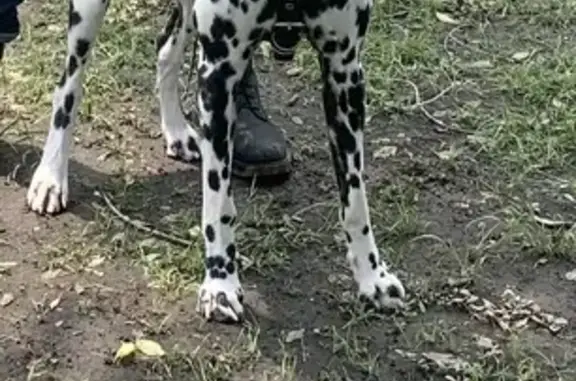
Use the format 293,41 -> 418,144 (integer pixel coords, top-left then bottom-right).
404,80 -> 471,134
95,189 -> 193,247
96,189 -> 254,268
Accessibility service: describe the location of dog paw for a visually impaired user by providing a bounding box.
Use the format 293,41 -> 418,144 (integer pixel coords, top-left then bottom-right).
196,275 -> 244,323
357,265 -> 405,311
27,165 -> 68,215
165,131 -> 200,162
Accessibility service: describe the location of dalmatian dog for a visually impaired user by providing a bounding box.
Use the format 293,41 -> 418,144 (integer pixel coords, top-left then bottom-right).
26,0 -> 406,321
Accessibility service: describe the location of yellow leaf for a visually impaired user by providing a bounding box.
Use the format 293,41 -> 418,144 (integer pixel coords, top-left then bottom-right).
114,342 -> 136,361
135,339 -> 166,357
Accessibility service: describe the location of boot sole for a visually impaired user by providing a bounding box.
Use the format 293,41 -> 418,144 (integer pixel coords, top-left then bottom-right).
232,150 -> 293,179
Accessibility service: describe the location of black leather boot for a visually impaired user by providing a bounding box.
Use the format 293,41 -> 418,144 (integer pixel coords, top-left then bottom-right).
0,1 -> 23,61
232,60 -> 291,178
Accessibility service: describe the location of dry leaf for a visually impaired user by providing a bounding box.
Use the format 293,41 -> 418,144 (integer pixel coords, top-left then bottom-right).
286,67 -> 302,76
88,256 -> 105,268
466,60 -> 493,69
188,225 -> 201,238
114,342 -> 137,362
41,269 -> 63,281
0,261 -> 17,271
511,51 -> 530,62
421,351 -> 469,372
565,269 -> 576,281
291,116 -> 303,125
474,335 -> 496,350
135,339 -> 166,357
49,295 -> 62,310
74,283 -> 86,294
285,329 -> 305,343
1,293 -> 15,307
374,145 -> 397,159
435,12 -> 459,25
435,146 -> 461,160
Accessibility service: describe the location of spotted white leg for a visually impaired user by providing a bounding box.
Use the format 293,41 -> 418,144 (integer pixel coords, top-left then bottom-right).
193,0 -> 275,322
27,0 -> 108,214
303,0 -> 405,310
156,0 -> 201,162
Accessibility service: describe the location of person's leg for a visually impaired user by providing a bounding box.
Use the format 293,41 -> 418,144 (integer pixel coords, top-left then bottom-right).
232,59 -> 292,178
231,2 -> 303,179
0,0 -> 24,60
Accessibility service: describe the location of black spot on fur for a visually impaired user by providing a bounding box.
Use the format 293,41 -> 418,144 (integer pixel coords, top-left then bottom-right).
362,225 -> 369,235
169,140 -> 184,158
209,268 -> 227,279
197,62 -> 236,162
208,170 -> 220,192
387,284 -> 402,298
68,55 -> 78,77
339,37 -> 350,51
64,92 -> 74,113
226,244 -> 236,261
199,34 -> 229,63
368,252 -> 377,270
202,123 -> 212,141
338,91 -> 349,113
221,215 -> 233,224
209,268 -> 219,279
323,40 -> 337,54
76,39 -> 90,58
333,71 -> 347,84
350,70 -> 359,84
156,2 -> 182,53
187,136 -> 198,153
225,261 -> 235,274
349,174 -> 360,188
206,255 -> 225,269
374,285 -> 383,299
353,151 -> 361,171
205,224 -> 215,242
54,107 -> 70,129
68,5 -> 82,29
356,6 -> 370,38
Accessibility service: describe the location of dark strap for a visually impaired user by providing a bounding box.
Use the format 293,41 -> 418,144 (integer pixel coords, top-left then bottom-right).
270,0 -> 303,61
275,0 -> 302,25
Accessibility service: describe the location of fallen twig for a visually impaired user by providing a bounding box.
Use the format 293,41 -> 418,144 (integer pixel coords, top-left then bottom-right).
403,80 -> 471,134
0,119 -> 17,137
96,189 -> 253,269
95,189 -> 193,247
533,214 -> 575,229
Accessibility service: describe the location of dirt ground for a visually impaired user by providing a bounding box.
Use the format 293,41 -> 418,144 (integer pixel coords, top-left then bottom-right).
1,1 -> 576,380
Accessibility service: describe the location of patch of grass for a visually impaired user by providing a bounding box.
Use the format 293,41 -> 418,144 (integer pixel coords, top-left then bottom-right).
501,205 -> 576,261
294,0 -> 576,176
371,181 -> 423,263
